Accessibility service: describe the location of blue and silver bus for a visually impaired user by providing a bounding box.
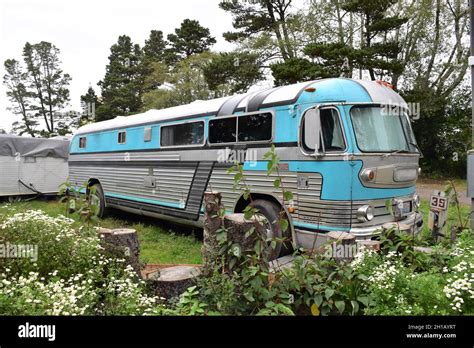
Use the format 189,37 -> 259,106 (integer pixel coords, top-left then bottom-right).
69,78 -> 423,259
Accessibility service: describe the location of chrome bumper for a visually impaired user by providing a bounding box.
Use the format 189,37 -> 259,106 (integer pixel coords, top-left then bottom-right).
349,212 -> 424,240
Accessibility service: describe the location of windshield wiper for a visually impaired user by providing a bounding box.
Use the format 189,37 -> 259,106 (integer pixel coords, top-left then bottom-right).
409,142 -> 423,157
382,149 -> 410,158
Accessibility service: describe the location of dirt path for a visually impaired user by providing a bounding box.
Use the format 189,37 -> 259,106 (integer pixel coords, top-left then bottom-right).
417,178 -> 470,206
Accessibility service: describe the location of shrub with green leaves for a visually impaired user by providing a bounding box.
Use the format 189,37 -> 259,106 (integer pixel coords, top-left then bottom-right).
0,208 -> 171,316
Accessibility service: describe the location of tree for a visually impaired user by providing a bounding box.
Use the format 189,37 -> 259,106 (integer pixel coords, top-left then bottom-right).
79,86 -> 101,126
203,52 -> 263,96
3,59 -> 38,137
142,30 -> 170,93
96,35 -> 144,121
220,0 -> 296,61
166,19 -> 216,63
0,128 -> 6,134
142,52 -> 214,111
22,41 -> 72,135
143,30 -> 168,61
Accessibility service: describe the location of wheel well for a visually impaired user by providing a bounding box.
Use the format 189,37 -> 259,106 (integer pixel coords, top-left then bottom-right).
234,193 -> 283,213
234,193 -> 295,251
87,178 -> 101,188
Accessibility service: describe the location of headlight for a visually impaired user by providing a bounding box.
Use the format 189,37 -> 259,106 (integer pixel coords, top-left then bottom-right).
357,205 -> 374,222
413,194 -> 421,208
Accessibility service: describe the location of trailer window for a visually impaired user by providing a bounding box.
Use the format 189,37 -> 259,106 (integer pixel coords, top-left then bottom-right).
209,117 -> 237,144
238,113 -> 272,142
118,131 -> 126,144
160,121 -> 204,147
79,137 -> 87,149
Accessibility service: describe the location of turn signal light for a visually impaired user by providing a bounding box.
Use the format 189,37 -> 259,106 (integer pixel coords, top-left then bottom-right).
361,169 -> 375,182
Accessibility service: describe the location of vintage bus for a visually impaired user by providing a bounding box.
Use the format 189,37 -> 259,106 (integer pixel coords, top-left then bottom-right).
69,78 -> 423,259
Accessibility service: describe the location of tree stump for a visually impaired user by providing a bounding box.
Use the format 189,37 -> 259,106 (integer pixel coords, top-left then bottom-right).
326,231 -> 356,260
357,240 -> 381,251
202,191 -> 224,271
147,266 -> 201,299
98,228 -> 141,276
223,213 -> 265,254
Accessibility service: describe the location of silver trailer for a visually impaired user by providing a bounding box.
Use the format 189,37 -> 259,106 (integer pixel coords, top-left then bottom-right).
0,135 -> 69,200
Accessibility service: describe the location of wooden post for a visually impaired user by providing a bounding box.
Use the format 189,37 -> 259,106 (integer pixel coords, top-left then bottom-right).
98,228 -> 141,276
202,191 -> 223,271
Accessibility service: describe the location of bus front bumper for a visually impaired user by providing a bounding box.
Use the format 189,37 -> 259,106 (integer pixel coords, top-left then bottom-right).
349,212 -> 424,240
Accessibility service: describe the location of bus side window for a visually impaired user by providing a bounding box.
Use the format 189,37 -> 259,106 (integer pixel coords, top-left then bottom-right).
209,117 -> 237,144
79,137 -> 87,149
237,113 -> 272,142
118,131 -> 126,144
320,109 -> 345,151
161,121 -> 204,147
303,108 -> 345,152
144,127 -> 152,142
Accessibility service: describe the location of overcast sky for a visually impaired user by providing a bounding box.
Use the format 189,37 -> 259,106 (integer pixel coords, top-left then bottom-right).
0,0 -> 239,131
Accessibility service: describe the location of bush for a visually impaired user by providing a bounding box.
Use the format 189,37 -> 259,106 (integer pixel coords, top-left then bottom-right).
0,208 -> 170,316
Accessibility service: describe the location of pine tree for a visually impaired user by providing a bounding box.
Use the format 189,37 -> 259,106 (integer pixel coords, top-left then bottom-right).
203,52 -> 263,95
3,59 -> 38,137
219,0 -> 296,61
270,0 -> 407,85
143,30 -> 167,61
166,19 -> 216,63
22,41 -> 71,135
79,86 -> 101,125
96,35 -> 144,121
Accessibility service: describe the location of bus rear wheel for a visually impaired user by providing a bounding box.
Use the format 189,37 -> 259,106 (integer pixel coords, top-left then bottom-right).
249,199 -> 290,261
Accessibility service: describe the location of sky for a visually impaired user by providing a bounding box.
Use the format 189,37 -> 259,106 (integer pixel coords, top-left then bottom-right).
0,0 -> 239,132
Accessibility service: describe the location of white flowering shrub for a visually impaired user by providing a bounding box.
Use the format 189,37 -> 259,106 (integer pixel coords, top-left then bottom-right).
442,237 -> 474,313
355,232 -> 474,315
0,209 -> 173,316
0,210 -> 99,278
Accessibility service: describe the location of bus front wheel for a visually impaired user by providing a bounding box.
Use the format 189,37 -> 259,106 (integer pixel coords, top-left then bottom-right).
249,199 -> 289,261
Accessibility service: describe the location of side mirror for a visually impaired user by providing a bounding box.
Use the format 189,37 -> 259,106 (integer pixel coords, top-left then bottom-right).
304,107 -> 323,156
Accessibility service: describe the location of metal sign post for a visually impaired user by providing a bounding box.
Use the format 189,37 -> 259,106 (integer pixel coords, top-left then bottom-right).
428,190 -> 449,242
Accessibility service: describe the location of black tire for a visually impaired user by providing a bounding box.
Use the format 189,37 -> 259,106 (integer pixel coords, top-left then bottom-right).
249,199 -> 290,261
89,183 -> 107,218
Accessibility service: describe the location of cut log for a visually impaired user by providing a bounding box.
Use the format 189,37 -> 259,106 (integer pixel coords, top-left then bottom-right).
357,240 -> 381,251
202,191 -> 223,271
326,231 -> 356,261
327,231 -> 356,245
147,265 -> 201,299
98,228 -> 141,276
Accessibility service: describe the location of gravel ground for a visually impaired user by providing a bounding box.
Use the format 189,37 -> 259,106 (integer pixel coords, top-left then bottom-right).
416,179 -> 470,206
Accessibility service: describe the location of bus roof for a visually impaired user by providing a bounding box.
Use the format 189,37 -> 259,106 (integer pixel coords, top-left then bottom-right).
75,78 -> 407,135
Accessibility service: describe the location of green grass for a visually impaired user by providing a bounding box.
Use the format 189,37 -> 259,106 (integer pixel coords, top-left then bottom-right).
0,198 -> 203,265
1,193 -> 471,265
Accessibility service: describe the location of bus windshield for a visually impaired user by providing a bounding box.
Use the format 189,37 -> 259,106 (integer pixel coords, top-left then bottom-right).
350,106 -> 419,153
